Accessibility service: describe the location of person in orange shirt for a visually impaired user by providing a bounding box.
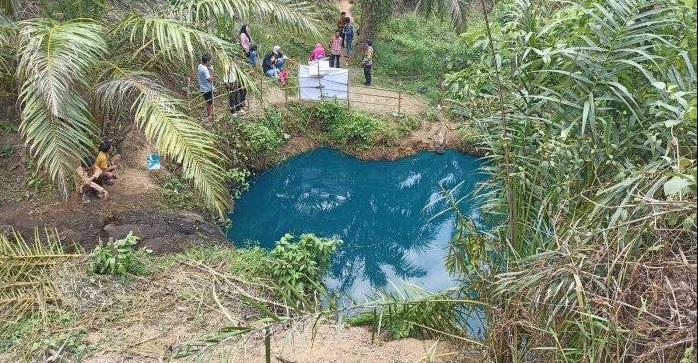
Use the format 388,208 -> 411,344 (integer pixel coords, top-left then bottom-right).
94,140 -> 121,185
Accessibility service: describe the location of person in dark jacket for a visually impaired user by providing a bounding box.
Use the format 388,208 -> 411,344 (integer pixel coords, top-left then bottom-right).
262,45 -> 288,77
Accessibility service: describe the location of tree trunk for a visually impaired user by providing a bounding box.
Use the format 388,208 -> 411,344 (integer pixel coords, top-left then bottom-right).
357,0 -> 381,52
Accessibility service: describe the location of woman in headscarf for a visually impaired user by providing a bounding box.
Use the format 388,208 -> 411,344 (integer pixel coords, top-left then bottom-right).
239,24 -> 257,65
308,43 -> 326,62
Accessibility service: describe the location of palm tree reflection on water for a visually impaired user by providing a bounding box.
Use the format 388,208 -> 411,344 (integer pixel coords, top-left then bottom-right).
228,148 -> 485,300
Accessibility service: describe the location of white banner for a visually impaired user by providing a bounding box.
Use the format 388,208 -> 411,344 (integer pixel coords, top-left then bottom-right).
298,63 -> 349,101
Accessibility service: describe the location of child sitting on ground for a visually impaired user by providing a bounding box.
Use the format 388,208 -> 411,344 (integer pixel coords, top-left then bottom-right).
76,156 -> 108,203
94,140 -> 121,185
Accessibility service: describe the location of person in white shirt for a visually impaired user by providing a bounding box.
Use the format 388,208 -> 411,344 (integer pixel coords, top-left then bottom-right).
197,53 -> 214,120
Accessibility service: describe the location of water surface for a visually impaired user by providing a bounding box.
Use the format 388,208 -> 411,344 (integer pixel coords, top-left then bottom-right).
228,147 -> 485,301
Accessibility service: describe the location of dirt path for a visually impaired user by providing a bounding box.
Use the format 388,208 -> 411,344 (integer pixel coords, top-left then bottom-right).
337,0 -> 353,18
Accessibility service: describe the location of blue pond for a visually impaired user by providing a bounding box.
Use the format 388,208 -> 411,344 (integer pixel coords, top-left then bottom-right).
227,147 -> 486,301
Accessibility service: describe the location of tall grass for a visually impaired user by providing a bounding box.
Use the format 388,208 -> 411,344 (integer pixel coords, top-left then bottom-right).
374,13 -> 465,103
444,0 -> 697,361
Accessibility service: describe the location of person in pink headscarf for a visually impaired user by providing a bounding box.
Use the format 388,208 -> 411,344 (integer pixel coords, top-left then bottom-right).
308,43 -> 326,62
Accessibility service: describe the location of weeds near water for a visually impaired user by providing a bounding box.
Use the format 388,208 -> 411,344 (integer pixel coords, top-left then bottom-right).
90,232 -> 152,275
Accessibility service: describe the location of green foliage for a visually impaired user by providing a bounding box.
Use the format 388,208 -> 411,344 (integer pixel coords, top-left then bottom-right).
0,120 -> 16,132
18,156 -> 57,199
681,347 -> 696,363
0,143 -> 13,158
23,158 -> 50,196
225,167 -> 251,200
167,245 -> 271,283
238,121 -> 284,154
30,330 -> 91,362
345,287 -> 477,340
442,0 -> 697,361
307,101 -> 418,148
269,233 -> 340,295
161,176 -> 197,210
90,232 -> 152,275
327,113 -> 379,148
311,100 -> 347,130
42,0 -> 105,20
233,106 -> 286,155
374,13 -> 462,103
285,101 -> 420,148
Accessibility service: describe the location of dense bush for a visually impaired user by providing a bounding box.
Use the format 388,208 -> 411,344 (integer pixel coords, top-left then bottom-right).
327,113 -> 379,148
286,100 -> 420,148
443,0 -> 697,361
237,107 -> 285,155
269,233 -> 340,296
90,232 -> 151,275
375,13 -> 464,103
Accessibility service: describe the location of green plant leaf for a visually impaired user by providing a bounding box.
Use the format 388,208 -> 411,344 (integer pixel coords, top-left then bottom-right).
663,175 -> 691,196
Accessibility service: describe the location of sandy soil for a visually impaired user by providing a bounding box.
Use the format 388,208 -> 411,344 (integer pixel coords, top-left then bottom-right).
245,73 -> 427,117
337,0 -> 353,18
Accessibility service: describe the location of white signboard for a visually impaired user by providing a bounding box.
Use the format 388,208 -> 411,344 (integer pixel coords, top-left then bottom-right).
298,64 -> 349,101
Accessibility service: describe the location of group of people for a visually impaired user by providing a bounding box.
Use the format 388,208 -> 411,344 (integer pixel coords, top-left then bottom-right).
75,140 -> 121,204
196,24 -> 291,117
336,12 -> 374,86
195,14 -> 376,118
305,12 -> 356,68
300,12 -> 373,85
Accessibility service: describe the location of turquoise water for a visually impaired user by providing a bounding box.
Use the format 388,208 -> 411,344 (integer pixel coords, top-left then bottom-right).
227,147 -> 486,301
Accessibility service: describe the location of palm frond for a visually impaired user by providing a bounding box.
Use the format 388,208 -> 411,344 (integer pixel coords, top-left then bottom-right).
13,19 -> 105,193
169,0 -> 323,37
0,228 -> 82,337
116,14 -> 236,67
0,0 -> 19,19
94,69 -> 230,216
19,84 -> 97,194
416,0 -> 473,31
15,18 -> 106,116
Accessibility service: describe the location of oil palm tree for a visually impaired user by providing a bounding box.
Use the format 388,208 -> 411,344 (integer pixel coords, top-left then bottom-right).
0,0 -> 322,217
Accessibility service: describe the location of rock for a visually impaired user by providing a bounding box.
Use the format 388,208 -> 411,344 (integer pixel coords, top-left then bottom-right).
103,223 -> 145,240
433,127 -> 446,154
99,210 -> 228,254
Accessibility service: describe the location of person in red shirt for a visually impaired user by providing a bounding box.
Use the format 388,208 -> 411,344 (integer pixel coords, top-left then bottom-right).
329,30 -> 343,68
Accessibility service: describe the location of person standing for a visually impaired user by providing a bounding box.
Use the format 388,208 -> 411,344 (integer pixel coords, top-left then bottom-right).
343,17 -> 354,58
224,64 -> 246,115
329,30 -> 343,68
239,24 -> 257,66
197,53 -> 214,120
336,11 -> 346,46
361,40 -> 374,86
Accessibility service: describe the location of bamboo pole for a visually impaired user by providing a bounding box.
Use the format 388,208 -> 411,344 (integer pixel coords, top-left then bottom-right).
398,90 -> 402,116
187,76 -> 191,114
259,77 -> 265,110
317,61 -> 323,101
